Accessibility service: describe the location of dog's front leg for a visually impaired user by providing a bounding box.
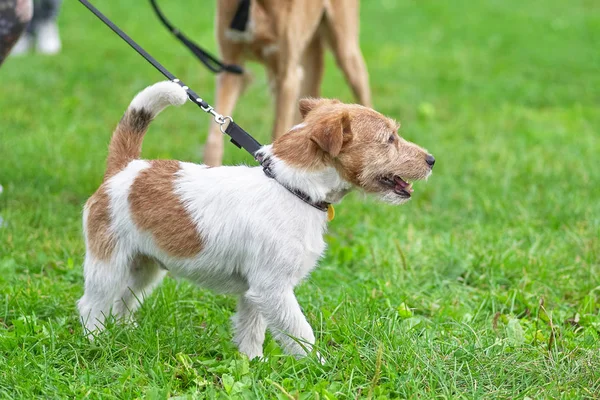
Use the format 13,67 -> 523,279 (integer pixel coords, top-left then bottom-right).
245,288 -> 315,358
203,71 -> 245,167
272,62 -> 302,140
232,295 -> 267,360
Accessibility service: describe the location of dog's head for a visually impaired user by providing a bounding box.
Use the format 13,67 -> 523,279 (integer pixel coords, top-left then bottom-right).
272,99 -> 434,204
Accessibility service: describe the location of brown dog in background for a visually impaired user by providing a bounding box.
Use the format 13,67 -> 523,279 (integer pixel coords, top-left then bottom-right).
203,0 -> 372,166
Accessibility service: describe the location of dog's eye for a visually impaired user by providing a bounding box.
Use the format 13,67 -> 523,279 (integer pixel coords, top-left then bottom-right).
388,134 -> 396,144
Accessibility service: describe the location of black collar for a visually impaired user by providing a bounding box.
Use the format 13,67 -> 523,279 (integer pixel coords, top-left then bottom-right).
258,156 -> 330,212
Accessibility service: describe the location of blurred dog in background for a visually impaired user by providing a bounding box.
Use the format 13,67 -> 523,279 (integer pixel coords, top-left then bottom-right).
204,0 -> 372,166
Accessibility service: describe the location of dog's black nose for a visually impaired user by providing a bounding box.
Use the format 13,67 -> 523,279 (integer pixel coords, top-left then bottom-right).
426,154 -> 435,167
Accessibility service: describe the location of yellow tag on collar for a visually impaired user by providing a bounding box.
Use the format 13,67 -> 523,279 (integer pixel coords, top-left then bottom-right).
327,204 -> 335,221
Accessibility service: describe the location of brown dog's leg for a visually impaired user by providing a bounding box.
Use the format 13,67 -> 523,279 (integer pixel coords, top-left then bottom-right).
272,64 -> 302,138
295,35 -> 325,123
204,71 -> 246,166
324,0 -> 372,107
205,0 -> 249,166
271,35 -> 305,139
300,36 -> 325,99
269,0 -> 326,139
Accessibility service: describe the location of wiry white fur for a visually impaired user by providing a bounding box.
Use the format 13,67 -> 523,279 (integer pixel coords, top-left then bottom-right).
79,153 -> 332,359
79,160 -> 154,334
256,146 -> 352,203
377,191 -> 411,205
129,81 -> 188,116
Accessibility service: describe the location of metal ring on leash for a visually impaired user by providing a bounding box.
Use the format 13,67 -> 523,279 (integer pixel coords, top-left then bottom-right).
219,116 -> 233,133
186,92 -> 230,129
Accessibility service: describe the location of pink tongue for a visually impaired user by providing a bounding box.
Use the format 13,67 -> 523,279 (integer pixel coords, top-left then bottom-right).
394,177 -> 413,193
394,177 -> 408,187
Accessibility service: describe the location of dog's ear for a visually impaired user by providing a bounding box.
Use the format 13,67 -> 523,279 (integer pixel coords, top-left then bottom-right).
299,98 -> 319,119
299,98 -> 341,119
310,111 -> 351,157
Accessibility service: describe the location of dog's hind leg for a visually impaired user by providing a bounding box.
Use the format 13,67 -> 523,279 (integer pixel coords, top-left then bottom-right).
324,0 -> 372,107
112,255 -> 167,323
232,295 -> 267,359
77,254 -> 129,337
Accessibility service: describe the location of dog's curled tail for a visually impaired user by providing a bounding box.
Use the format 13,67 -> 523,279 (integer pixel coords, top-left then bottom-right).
104,81 -> 188,180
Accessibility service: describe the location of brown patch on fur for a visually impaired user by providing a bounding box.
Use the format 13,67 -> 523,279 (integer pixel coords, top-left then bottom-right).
129,160 -> 203,258
105,109 -> 153,180
86,185 -> 115,260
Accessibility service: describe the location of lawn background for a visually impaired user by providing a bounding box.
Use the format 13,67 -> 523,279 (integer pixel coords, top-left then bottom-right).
1,0 -> 599,398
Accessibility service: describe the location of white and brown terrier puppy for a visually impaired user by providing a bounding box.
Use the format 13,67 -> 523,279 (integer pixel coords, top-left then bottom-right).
78,81 -> 434,360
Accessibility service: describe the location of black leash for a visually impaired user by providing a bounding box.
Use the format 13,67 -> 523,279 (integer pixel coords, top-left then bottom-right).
149,0 -> 243,75
78,0 -> 261,158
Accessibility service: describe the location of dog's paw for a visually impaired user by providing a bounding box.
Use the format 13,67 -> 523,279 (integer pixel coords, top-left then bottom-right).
239,348 -> 264,361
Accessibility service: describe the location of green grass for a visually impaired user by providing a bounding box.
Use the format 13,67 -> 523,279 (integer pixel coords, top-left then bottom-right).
1,0 -> 599,398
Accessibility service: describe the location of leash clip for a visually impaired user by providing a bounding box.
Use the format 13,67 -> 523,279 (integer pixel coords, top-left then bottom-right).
184,86 -> 233,131
217,116 -> 233,133
203,103 -> 233,132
